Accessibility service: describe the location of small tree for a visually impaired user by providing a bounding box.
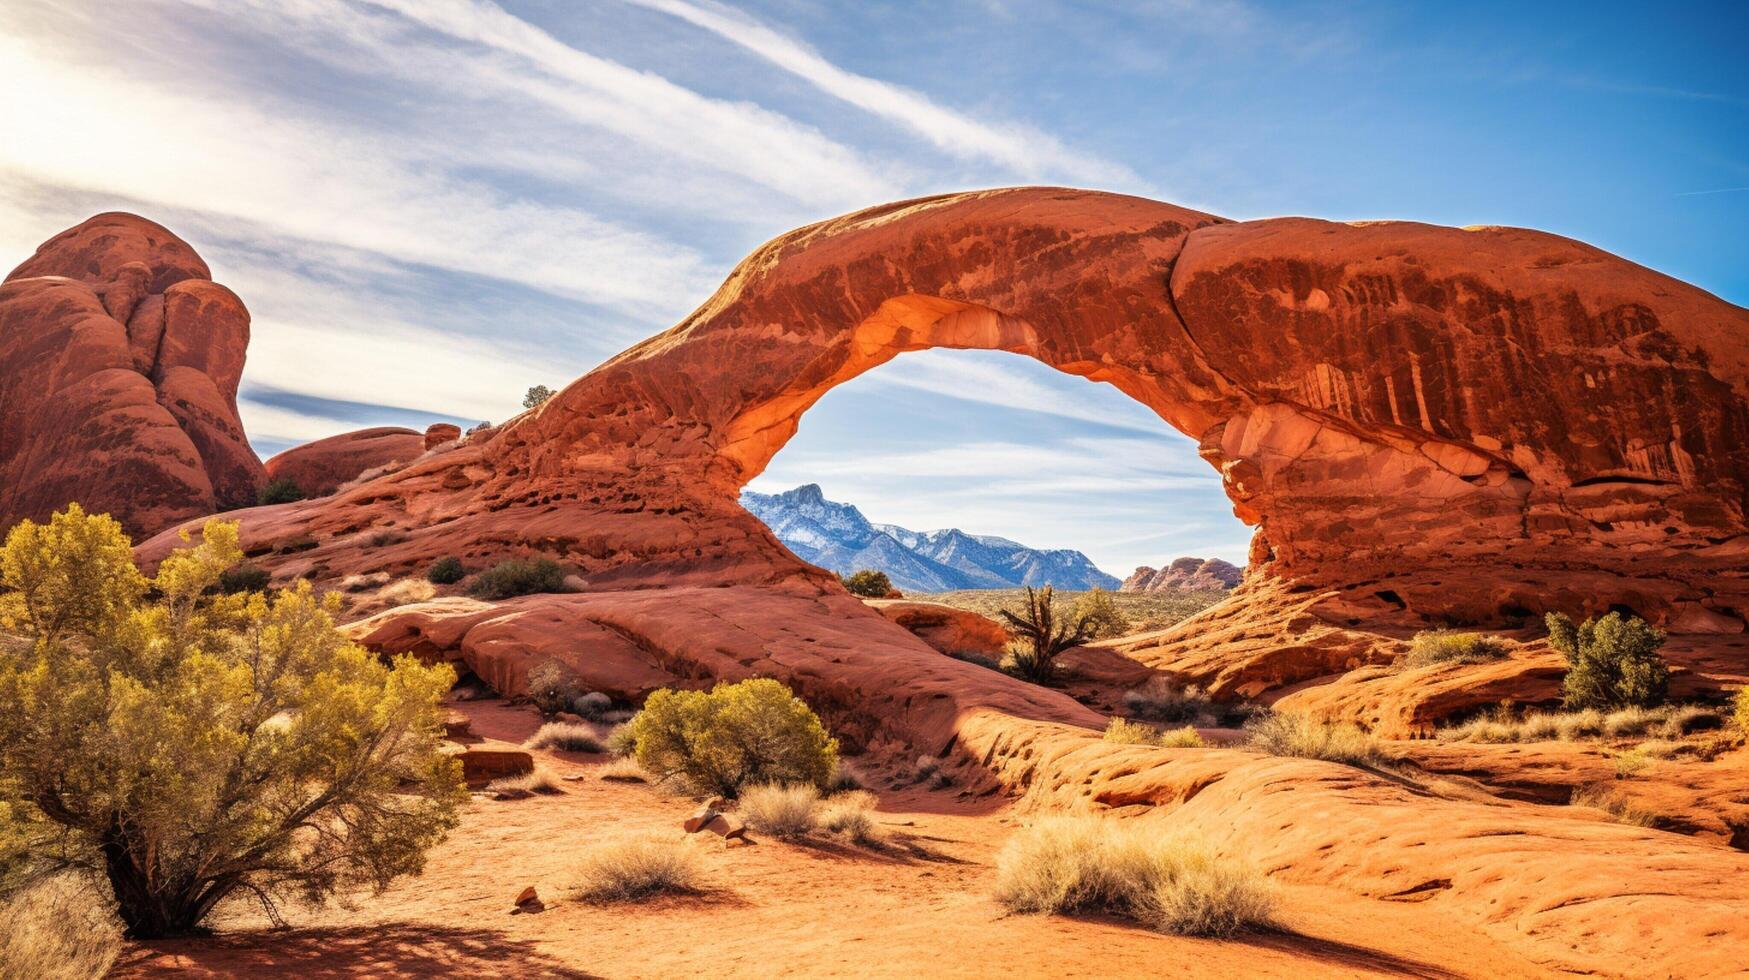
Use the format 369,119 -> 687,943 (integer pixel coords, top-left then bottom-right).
0,505 -> 464,938
426,556 -> 465,585
1071,588 -> 1131,639
840,569 -> 893,598
1546,611 -> 1670,710
523,385 -> 556,409
257,477 -> 305,505
625,678 -> 838,796
997,585 -> 1093,683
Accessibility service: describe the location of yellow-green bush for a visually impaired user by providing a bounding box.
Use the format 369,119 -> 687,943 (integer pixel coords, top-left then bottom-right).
1071,588 -> 1131,640
624,678 -> 838,796
1547,611 -> 1669,710
1398,629 -> 1509,670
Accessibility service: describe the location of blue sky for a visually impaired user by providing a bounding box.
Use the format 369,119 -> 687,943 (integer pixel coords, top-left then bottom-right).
2,0 -> 1743,576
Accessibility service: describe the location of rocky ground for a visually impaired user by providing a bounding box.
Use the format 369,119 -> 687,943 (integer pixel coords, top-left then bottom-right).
114,700 -> 1575,980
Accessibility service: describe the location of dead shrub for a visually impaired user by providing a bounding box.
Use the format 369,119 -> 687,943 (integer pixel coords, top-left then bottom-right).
1570,785 -> 1657,827
738,783 -> 819,838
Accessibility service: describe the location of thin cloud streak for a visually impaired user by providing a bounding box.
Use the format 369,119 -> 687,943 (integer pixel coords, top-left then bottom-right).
623,0 -> 1142,187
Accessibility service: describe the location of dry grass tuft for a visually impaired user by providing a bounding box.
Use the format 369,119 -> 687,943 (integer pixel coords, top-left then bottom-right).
738,783 -> 819,838
567,836 -> 706,902
1245,712 -> 1379,766
819,791 -> 880,843
1103,717 -> 1205,748
1122,677 -> 1253,727
1570,785 -> 1658,827
525,722 -> 605,753
486,768 -> 563,798
0,875 -> 122,980
598,756 -> 648,782
993,816 -> 1275,937
1439,704 -> 1721,744
1396,630 -> 1510,671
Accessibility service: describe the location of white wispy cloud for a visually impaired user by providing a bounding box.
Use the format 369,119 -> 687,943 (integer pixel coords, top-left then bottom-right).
861,353 -> 1178,436
624,0 -> 1141,188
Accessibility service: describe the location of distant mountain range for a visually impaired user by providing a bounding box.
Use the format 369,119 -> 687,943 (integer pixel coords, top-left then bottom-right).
740,484 -> 1120,593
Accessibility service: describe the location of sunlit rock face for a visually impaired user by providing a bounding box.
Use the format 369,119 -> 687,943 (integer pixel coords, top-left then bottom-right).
1,213 -> 263,537
151,187 -> 1747,633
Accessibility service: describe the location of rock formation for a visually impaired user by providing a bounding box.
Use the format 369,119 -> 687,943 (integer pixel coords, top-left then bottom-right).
1122,556 -> 1242,591
1,213 -> 262,537
136,188 -> 1749,973
264,426 -> 427,498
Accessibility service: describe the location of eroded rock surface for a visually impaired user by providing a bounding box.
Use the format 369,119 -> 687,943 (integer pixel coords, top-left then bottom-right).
264,426 -> 426,498
2,213 -> 262,536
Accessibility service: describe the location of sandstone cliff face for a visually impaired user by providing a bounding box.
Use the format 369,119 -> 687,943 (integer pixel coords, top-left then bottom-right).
264,426 -> 426,498
1,213 -> 262,537
1122,557 -> 1242,591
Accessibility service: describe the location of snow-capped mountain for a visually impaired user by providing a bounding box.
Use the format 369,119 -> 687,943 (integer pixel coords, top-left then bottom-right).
740,484 -> 1120,592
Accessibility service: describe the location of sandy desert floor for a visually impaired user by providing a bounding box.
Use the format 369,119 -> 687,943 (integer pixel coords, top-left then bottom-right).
112,700 -> 1567,980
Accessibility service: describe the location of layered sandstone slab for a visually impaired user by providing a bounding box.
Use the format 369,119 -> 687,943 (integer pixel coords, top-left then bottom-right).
2,213 -> 262,536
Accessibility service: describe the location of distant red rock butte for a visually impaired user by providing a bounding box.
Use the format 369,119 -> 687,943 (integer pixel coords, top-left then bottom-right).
1122,557 -> 1243,592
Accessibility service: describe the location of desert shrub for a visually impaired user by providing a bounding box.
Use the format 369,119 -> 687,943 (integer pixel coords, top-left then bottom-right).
525,659 -> 584,717
216,562 -> 270,593
1613,748 -> 1653,779
1122,677 -> 1253,727
0,506 -> 463,938
0,875 -> 121,980
572,691 -> 612,719
1547,611 -> 1669,710
1661,704 -> 1723,736
366,529 -> 409,547
625,678 -> 839,796
371,577 -> 436,608
1736,687 -> 1749,736
1604,705 -> 1658,737
486,769 -> 562,798
567,837 -> 704,902
840,569 -> 893,598
597,757 -> 648,782
467,558 -> 566,599
827,761 -> 864,792
1570,786 -> 1656,827
525,722 -> 604,754
819,791 -> 878,842
523,384 -> 556,409
1245,712 -> 1380,767
340,571 -> 391,593
1071,588 -> 1131,640
606,722 -> 638,757
257,476 -> 305,505
738,783 -> 819,838
992,816 -> 1275,938
1399,629 -> 1510,670
427,556 -> 465,584
1103,718 -> 1206,748
997,585 -> 1093,683
1438,704 -> 1721,745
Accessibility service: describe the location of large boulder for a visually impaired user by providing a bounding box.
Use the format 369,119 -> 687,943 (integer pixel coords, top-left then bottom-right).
1,213 -> 262,536
265,426 -> 426,498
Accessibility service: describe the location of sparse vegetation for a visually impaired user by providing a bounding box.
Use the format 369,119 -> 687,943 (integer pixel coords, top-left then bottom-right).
738,783 -> 820,838
0,875 -> 122,980
992,816 -> 1275,938
525,722 -> 606,753
1245,712 -> 1380,767
523,384 -> 556,409
1071,588 -> 1131,639
0,505 -> 463,938
1122,677 -> 1255,727
606,723 -> 638,758
572,691 -> 612,719
427,556 -> 466,584
526,659 -> 584,717
487,768 -> 563,798
841,569 -> 894,598
1733,687 -> 1749,736
1103,717 -> 1205,748
567,837 -> 704,902
1398,629 -> 1510,670
257,476 -> 305,505
598,756 -> 648,782
916,587 -> 1225,635
818,791 -> 879,842
1613,748 -> 1654,779
366,529 -> 410,547
467,557 -> 567,599
1437,703 -> 1721,744
997,585 -> 1093,683
216,562 -> 270,593
625,678 -> 839,796
1570,785 -> 1657,827
1547,611 -> 1670,710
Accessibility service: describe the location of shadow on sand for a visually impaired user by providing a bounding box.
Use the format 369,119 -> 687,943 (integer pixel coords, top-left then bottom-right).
113,923 -> 602,979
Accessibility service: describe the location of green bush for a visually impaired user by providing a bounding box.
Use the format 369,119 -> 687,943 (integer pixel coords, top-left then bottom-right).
466,558 -> 566,599
1547,612 -> 1670,710
256,477 -> 305,505
1399,629 -> 1510,670
216,563 -> 270,593
426,556 -> 465,584
841,569 -> 893,598
523,384 -> 556,409
625,678 -> 838,796
1071,588 -> 1131,639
